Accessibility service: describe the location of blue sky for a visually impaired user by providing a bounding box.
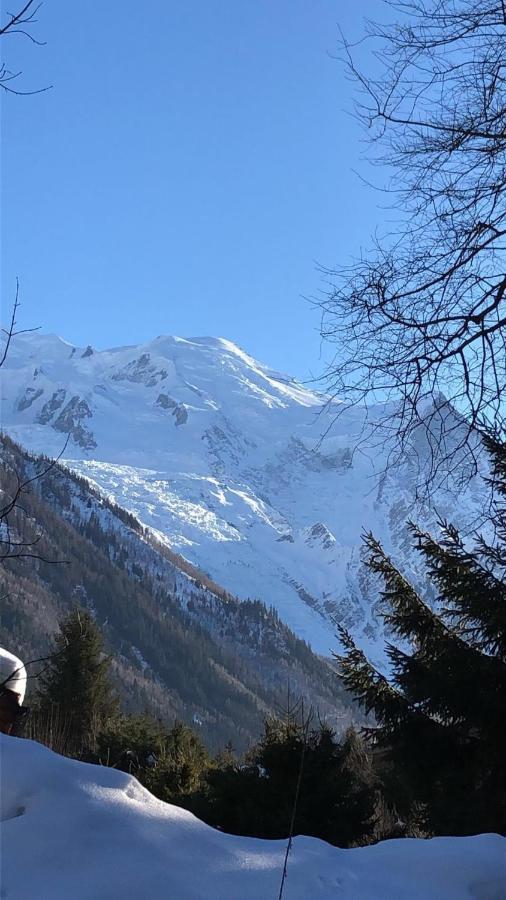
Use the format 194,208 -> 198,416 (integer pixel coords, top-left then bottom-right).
2,0 -> 382,380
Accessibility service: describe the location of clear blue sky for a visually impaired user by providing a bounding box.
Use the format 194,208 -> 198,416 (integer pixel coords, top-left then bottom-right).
2,0 -> 382,379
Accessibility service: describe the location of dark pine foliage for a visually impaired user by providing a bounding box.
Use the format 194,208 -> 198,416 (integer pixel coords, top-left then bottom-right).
336,435 -> 506,836
198,714 -> 377,848
36,609 -> 118,757
95,715 -> 211,804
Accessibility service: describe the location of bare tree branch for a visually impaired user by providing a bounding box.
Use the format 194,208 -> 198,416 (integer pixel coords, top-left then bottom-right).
0,1 -> 51,94
317,0 -> 506,490
0,279 -> 39,369
0,436 -> 70,564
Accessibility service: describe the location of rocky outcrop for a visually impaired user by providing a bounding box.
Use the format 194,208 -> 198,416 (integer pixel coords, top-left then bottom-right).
203,417 -> 252,472
53,396 -> 96,449
17,387 -> 43,412
156,393 -> 188,425
288,579 -> 321,610
304,522 -> 336,551
37,389 -> 66,424
112,353 -> 168,387
156,393 -> 178,410
172,404 -> 188,426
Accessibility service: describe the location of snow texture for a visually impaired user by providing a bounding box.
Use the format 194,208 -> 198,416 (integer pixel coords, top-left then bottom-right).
1,735 -> 505,899
1,332 -> 487,659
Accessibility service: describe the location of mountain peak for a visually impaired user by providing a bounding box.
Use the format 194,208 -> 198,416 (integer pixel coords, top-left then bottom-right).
1,329 -> 485,658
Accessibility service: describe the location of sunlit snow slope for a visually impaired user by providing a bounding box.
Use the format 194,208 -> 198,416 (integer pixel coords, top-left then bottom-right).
1,332 -> 485,656
1,735 -> 505,899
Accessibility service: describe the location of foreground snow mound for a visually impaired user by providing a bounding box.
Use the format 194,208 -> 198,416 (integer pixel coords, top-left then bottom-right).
1,737 -> 505,899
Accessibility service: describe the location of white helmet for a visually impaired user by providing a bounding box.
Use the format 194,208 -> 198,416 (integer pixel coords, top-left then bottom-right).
0,648 -> 27,704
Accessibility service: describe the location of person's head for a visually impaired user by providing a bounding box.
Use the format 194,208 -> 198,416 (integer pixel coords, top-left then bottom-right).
0,649 -> 28,735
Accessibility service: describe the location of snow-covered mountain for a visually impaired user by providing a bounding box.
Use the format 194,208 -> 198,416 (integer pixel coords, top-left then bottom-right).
1,332 -> 486,658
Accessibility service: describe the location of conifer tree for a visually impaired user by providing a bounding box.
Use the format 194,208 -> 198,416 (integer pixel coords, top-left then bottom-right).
96,714 -> 210,804
152,720 -> 210,802
337,435 -> 506,836
201,713 -> 376,847
37,609 -> 118,757
96,713 -> 166,774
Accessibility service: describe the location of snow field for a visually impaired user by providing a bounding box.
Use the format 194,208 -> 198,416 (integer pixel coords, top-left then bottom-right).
1,735 -> 505,899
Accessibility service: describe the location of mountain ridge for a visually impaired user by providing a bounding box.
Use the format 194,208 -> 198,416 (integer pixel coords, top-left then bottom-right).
1,434 -> 353,750
1,330 -> 485,659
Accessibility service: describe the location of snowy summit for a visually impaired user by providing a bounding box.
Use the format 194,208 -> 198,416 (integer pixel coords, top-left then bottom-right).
1,331 -> 486,657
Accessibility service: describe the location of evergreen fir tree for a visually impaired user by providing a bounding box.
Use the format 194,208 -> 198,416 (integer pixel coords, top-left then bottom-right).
96,714 -> 210,804
201,713 -> 376,847
336,435 -> 506,836
153,720 -> 210,801
95,713 -> 166,774
37,609 -> 118,757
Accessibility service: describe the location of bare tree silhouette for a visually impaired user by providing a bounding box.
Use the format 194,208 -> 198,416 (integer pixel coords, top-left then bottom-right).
1,3 -> 57,564
317,1 -> 506,490
0,0 -> 51,95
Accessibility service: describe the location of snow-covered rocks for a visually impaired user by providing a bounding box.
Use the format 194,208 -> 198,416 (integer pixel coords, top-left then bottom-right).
303,523 -> 337,552
1,735 -> 505,899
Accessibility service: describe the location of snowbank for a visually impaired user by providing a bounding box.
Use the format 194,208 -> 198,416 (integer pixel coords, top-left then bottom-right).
1,735 -> 505,899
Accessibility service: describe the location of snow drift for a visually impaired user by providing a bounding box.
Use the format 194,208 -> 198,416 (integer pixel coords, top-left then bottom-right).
1,735 -> 504,899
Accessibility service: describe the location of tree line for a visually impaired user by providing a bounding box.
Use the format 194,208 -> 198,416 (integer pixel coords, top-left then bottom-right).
26,431 -> 505,843
25,608 -> 379,848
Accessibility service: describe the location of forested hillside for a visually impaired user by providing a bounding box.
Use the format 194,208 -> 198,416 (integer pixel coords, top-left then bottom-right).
0,434 -> 355,750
